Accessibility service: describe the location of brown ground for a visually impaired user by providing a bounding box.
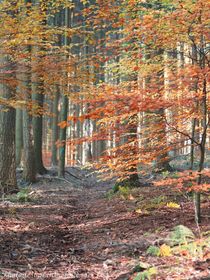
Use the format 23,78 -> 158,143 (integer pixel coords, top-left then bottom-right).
0,168 -> 209,280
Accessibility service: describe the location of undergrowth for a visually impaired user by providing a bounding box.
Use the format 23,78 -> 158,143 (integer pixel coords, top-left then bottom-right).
4,187 -> 33,203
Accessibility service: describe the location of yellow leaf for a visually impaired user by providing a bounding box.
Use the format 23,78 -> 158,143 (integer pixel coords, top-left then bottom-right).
159,244 -> 172,257
135,208 -> 142,214
166,202 -> 180,208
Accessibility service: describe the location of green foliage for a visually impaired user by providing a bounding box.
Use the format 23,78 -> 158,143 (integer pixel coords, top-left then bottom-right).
170,172 -> 179,179
132,262 -> 150,273
142,195 -> 167,210
177,242 -> 203,258
112,184 -> 120,193
162,170 -> 170,178
171,233 -> 210,258
133,267 -> 157,280
106,184 -> 133,199
105,189 -> 116,199
167,225 -> 195,246
118,186 -> 131,198
16,188 -> 32,202
146,245 -> 160,256
7,187 -> 32,203
151,195 -> 167,204
147,244 -> 172,257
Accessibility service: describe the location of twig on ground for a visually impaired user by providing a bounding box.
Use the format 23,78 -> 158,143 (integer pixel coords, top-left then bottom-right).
65,170 -> 81,180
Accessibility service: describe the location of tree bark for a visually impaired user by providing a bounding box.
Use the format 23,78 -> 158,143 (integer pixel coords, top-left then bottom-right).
20,50 -> 36,182
51,85 -> 60,166
22,86 -> 36,183
58,94 -> 68,177
58,7 -> 70,176
15,108 -> 23,166
0,55 -> 17,194
32,84 -> 47,174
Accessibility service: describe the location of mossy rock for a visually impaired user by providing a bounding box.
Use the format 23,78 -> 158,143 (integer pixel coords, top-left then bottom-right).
167,225 -> 195,246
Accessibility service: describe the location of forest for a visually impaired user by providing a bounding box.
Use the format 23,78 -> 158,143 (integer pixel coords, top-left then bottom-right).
0,0 -> 209,279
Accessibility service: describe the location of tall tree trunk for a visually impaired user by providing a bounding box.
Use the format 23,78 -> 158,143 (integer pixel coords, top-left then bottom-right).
58,94 -> 68,177
15,108 -> 23,166
126,115 -> 140,186
154,50 -> 171,172
51,85 -> 60,166
58,7 -> 70,176
0,55 -> 17,194
22,73 -> 36,183
20,45 -> 36,182
30,0 -> 47,174
194,78 -> 207,224
193,33 -> 207,224
154,108 -> 172,172
32,84 -> 47,174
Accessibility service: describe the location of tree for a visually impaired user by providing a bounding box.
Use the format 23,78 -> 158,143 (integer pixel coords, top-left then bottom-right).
0,54 -> 17,194
31,1 -> 48,174
15,109 -> 23,167
73,0 -> 209,221
0,0 -> 77,183
57,7 -> 69,177
51,85 -> 60,166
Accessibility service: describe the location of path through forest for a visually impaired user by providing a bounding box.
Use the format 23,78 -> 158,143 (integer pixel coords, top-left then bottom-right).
0,168 -> 209,280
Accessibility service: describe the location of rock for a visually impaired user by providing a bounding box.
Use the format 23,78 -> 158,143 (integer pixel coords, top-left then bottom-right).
166,225 -> 195,246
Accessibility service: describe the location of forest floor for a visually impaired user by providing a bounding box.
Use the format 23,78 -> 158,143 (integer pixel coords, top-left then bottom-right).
0,167 -> 209,280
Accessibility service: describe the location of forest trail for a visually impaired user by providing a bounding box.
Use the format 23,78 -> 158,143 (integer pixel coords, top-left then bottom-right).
0,168 -> 209,280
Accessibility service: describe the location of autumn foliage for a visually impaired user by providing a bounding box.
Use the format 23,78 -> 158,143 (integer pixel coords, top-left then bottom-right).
65,0 -> 209,187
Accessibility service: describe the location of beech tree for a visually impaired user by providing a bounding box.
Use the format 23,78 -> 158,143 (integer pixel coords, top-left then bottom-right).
70,0 -> 209,222
0,0 -> 79,185
0,54 -> 17,194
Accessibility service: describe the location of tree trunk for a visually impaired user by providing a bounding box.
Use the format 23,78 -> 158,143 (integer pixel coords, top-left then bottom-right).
51,85 -> 60,166
32,86 -> 47,174
193,34 -> 207,224
0,55 -> 17,194
154,108 -> 172,172
58,7 -> 70,176
58,94 -> 68,177
22,100 -> 36,183
20,53 -> 36,183
194,77 -> 207,224
15,108 -> 23,167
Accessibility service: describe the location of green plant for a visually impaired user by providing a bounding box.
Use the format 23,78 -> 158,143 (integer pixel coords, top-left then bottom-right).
6,187 -> 33,203
107,184 -> 133,200
16,188 -> 32,202
171,172 -> 179,178
172,236 -> 209,258
146,246 -> 160,257
133,267 -> 157,280
167,225 -> 195,246
105,189 -> 116,199
162,170 -> 170,179
118,185 -> 131,198
142,195 -> 167,211
180,242 -> 202,257
151,195 -> 167,204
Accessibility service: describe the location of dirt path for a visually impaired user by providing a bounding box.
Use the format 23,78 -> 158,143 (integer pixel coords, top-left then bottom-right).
0,168 -> 209,280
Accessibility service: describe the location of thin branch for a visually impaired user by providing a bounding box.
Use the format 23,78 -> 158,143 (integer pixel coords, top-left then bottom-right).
165,118 -> 200,146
